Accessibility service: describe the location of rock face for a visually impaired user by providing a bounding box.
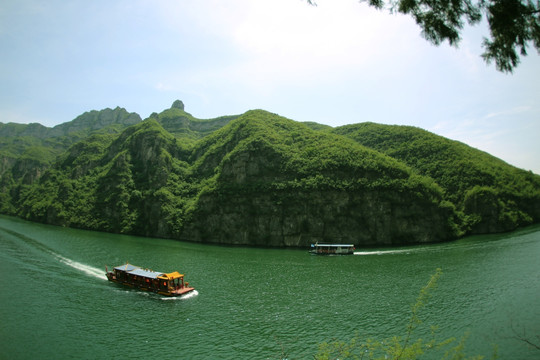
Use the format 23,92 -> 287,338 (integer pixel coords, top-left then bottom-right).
11,158 -> 46,185
182,189 -> 455,247
171,100 -> 185,111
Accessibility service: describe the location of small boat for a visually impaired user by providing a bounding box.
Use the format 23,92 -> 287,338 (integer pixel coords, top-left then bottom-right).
309,243 -> 355,255
105,263 -> 195,297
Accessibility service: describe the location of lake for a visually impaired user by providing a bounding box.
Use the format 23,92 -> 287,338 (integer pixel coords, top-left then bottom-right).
0,215 -> 539,359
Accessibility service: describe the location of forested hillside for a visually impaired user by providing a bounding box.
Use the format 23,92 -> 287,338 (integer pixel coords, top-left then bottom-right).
331,123 -> 540,234
1,101 -> 538,246
0,107 -> 141,182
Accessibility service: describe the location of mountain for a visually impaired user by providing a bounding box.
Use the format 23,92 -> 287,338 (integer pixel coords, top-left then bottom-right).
48,107 -> 142,138
331,123 -> 540,234
150,100 -> 240,141
1,101 -> 539,246
0,107 -> 142,141
0,107 -> 142,201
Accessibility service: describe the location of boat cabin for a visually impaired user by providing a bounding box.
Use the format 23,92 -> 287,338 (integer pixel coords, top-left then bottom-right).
106,263 -> 195,296
309,243 -> 355,255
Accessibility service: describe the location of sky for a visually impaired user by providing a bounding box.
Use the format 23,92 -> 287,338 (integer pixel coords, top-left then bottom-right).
1,0 -> 539,173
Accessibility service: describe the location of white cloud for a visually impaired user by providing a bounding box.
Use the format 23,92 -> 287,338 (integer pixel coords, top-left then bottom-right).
151,0 -> 427,92
429,104 -> 540,173
483,105 -> 532,120
227,1 -> 418,85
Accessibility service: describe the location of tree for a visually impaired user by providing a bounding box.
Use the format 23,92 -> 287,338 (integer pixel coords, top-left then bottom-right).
308,0 -> 540,73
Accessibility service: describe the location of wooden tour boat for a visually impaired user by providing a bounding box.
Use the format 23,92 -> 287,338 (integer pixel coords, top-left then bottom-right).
309,243 -> 355,255
106,263 -> 195,297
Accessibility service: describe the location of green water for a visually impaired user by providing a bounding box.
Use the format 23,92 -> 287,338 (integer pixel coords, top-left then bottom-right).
0,215 -> 539,359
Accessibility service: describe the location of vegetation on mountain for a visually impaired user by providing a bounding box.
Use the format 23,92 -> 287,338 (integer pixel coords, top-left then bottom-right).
0,107 -> 141,214
180,110 -> 458,246
1,101 -> 539,246
331,122 -> 540,234
150,105 -> 239,142
0,107 -> 142,178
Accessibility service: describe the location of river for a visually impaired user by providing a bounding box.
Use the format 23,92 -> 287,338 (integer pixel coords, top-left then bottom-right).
0,215 -> 539,359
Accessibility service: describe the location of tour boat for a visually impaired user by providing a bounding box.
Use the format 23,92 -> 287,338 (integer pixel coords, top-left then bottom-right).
105,263 -> 195,296
309,243 -> 355,255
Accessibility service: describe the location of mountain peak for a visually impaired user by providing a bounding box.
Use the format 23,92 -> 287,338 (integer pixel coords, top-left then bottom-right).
171,100 -> 185,111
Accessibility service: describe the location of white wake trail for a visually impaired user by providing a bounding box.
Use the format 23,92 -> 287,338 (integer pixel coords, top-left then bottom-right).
55,254 -> 107,280
354,249 -> 412,256
161,290 -> 199,301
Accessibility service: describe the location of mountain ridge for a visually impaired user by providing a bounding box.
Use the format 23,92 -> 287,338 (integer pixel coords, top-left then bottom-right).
331,122 -> 540,234
1,100 -> 538,246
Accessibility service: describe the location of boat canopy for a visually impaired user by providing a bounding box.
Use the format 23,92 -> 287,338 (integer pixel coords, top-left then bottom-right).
112,264 -> 183,280
130,268 -> 162,279
158,271 -> 183,280
114,264 -> 138,272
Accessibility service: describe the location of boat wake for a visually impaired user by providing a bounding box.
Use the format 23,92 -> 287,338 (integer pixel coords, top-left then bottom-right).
0,224 -> 107,280
161,290 -> 199,301
54,254 -> 107,280
354,249 -> 412,256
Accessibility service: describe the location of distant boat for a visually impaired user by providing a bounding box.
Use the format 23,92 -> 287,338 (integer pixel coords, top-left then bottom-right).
105,263 -> 195,297
309,243 -> 355,255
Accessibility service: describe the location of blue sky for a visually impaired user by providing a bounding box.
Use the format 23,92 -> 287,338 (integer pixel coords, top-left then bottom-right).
1,0 -> 539,173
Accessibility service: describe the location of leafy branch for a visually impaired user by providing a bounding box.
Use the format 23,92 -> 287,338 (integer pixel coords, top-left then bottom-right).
306,0 -> 540,73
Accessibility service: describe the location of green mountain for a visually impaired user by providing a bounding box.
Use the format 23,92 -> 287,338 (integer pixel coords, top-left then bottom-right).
150,100 -> 240,141
0,107 -> 142,179
1,101 -> 539,246
0,107 -> 142,209
331,123 -> 540,234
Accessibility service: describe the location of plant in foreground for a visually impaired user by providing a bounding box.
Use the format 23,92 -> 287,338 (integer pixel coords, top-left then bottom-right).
314,268 -> 495,360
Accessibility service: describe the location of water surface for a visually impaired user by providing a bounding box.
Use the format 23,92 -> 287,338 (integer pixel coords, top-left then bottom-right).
0,215 -> 539,359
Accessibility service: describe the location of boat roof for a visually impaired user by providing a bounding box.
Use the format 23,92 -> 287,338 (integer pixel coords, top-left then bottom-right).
114,264 -> 139,272
130,268 -> 163,279
158,271 -> 183,280
112,264 -> 184,279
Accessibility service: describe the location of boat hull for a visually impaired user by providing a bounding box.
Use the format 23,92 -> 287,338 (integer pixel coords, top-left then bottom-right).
309,243 -> 355,255
308,250 -> 354,255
